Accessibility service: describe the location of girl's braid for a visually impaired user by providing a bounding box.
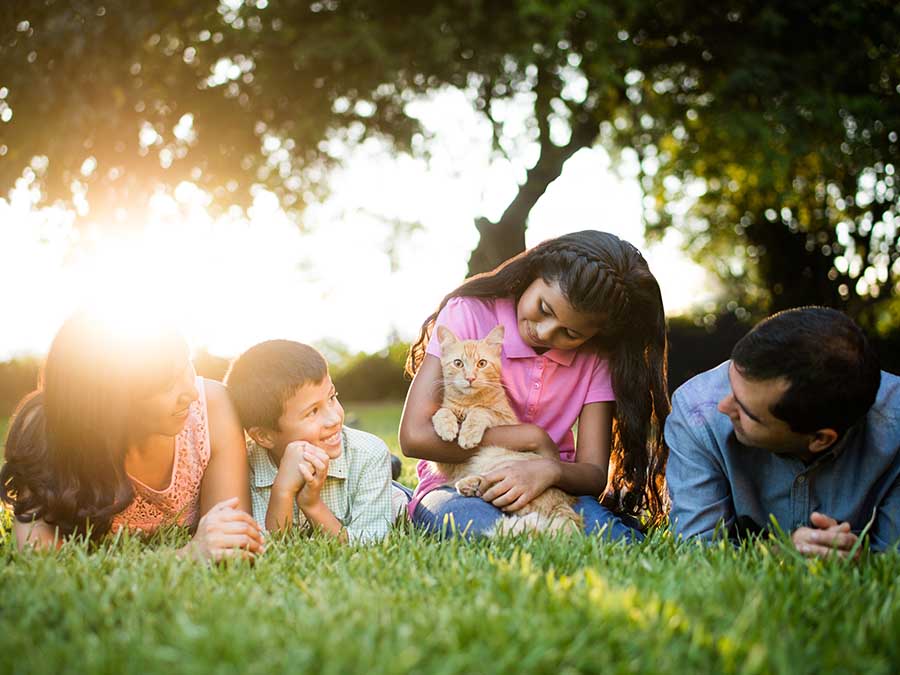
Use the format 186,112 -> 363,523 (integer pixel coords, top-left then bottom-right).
533,239 -> 632,317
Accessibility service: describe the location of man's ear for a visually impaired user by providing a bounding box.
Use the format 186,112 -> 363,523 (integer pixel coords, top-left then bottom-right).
248,426 -> 276,450
808,428 -> 839,454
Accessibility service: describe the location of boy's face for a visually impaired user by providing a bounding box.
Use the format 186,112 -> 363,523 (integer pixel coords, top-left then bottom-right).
266,375 -> 344,460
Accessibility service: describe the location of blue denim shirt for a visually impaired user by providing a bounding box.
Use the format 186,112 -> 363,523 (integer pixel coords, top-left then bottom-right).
665,361 -> 900,551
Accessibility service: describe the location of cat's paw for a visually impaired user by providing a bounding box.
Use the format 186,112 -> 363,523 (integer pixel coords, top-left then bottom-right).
457,418 -> 488,449
455,475 -> 486,497
432,408 -> 459,442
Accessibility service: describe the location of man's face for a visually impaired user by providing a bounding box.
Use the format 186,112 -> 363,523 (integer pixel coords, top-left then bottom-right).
267,375 -> 345,461
717,362 -> 811,455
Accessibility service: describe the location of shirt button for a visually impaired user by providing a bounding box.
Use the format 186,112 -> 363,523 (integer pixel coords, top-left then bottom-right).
533,382 -> 540,389
796,475 -> 806,484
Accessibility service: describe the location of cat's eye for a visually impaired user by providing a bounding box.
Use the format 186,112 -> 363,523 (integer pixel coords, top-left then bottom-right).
452,359 -> 463,367
477,359 -> 487,368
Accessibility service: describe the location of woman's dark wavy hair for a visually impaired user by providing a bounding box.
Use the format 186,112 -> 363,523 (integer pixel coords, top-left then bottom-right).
406,230 -> 670,525
0,311 -> 188,539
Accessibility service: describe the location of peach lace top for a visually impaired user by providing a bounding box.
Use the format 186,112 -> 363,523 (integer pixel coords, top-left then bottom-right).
111,377 -> 211,534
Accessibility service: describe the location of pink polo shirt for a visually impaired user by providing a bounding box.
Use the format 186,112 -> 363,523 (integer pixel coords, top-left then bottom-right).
409,296 -> 615,514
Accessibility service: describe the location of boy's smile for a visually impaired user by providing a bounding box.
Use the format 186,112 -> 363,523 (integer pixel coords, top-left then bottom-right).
266,375 -> 345,461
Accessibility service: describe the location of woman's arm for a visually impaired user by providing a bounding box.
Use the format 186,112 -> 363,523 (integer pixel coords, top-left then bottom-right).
398,355 -> 557,462
182,380 -> 263,561
200,379 -> 253,515
12,517 -> 61,551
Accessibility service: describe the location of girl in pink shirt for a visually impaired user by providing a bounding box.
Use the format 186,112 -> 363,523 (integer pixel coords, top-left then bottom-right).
399,231 -> 669,538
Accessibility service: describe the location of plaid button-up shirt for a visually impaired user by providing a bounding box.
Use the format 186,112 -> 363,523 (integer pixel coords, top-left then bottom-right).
248,426 -> 393,544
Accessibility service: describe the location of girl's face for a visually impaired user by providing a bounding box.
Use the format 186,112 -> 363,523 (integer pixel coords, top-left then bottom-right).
516,278 -> 602,352
130,357 -> 199,438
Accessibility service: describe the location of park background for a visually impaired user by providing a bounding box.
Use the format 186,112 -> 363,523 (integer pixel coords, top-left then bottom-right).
2,2 -> 900,673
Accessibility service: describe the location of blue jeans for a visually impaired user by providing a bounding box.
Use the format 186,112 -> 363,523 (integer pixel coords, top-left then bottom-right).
412,486 -> 644,542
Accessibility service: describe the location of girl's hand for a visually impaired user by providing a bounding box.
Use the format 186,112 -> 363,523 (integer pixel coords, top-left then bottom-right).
479,458 -> 562,512
185,497 -> 265,562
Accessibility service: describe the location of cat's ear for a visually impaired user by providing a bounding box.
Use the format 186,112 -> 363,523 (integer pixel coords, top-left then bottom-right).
484,325 -> 505,347
437,325 -> 459,347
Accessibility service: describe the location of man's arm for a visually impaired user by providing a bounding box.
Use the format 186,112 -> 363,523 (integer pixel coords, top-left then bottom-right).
868,470 -> 900,552
665,390 -> 736,540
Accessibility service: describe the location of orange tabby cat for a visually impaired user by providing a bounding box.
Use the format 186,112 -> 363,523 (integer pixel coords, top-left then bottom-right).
431,325 -> 583,535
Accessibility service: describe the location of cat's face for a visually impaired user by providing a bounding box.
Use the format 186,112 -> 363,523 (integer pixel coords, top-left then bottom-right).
437,325 -> 504,394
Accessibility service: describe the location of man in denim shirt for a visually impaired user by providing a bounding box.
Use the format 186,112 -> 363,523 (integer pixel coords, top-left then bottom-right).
666,307 -> 900,556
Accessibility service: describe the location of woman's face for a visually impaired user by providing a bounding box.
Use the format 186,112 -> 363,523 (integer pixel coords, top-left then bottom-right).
130,357 -> 199,438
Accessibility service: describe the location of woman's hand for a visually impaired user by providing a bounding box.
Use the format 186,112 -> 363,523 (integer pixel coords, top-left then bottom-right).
478,458 -> 562,512
183,497 -> 265,562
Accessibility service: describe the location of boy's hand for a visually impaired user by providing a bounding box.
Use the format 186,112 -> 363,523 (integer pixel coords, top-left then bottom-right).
272,441 -> 311,497
296,445 -> 330,509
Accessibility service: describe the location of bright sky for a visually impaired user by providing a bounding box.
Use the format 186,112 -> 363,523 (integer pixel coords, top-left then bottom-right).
0,89 -> 717,360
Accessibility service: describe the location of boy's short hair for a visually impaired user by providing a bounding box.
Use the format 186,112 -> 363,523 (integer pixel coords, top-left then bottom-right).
225,340 -> 328,431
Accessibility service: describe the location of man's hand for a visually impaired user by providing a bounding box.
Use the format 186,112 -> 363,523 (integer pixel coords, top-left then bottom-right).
478,458 -> 560,512
296,445 -> 330,510
792,511 -> 859,559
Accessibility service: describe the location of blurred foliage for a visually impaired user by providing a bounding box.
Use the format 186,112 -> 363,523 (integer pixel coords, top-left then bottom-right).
1,0 -> 899,323
613,1 -> 900,330
331,341 -> 410,402
192,347 -> 230,382
0,357 -> 39,420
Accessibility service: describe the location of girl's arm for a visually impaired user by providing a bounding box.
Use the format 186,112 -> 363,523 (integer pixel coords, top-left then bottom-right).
554,401 -> 612,494
479,401 -> 613,511
182,380 -> 264,561
398,355 -> 557,462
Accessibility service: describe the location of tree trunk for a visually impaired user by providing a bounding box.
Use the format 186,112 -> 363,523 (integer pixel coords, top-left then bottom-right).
467,118 -> 598,276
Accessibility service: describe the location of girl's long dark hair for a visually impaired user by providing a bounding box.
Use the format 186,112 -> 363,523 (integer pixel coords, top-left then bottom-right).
407,231 -> 670,525
1,311 -> 188,539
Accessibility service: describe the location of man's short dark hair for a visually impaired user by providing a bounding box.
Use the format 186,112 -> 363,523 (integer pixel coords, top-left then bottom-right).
731,307 -> 880,435
225,340 -> 328,431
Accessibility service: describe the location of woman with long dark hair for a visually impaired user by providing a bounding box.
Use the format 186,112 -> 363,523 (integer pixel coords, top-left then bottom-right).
1,310 -> 264,560
400,230 -> 669,537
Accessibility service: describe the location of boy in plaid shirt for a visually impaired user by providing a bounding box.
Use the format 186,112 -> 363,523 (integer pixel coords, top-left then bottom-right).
225,340 -> 408,543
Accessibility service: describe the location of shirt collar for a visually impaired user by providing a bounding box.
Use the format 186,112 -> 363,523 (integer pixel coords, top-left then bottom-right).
496,297 -> 575,366
248,430 -> 349,488
805,421 -> 861,468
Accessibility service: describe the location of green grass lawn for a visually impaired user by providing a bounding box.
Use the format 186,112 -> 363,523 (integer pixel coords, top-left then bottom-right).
2,406 -> 900,673
1,523 -> 899,674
